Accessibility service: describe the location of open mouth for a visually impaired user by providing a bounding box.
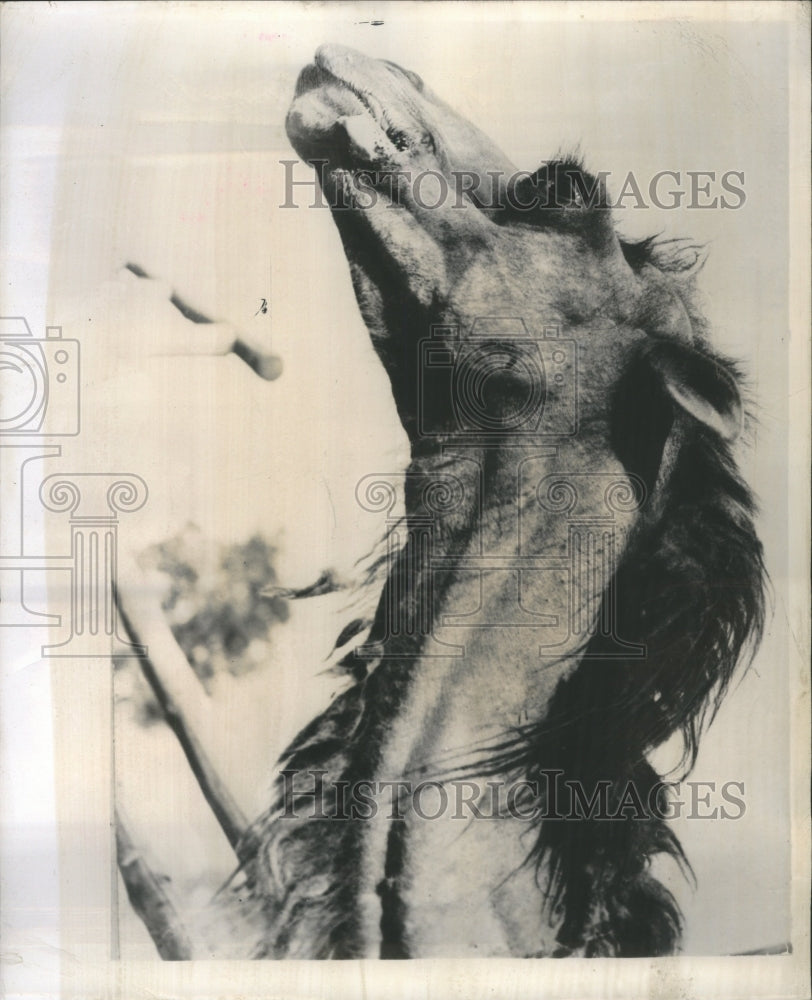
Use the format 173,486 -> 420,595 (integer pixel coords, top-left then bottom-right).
286,46 -> 432,174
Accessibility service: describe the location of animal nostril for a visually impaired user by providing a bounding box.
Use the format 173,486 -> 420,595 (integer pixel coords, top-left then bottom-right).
315,43 -> 364,79
401,68 -> 425,92
387,127 -> 410,151
381,60 -> 425,93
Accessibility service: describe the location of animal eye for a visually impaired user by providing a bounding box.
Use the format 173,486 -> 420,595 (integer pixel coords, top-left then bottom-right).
504,160 -> 602,225
546,165 -> 573,207
536,162 -> 592,209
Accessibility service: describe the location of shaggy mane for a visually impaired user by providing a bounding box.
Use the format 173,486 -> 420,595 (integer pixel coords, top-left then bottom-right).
487,413 -> 766,955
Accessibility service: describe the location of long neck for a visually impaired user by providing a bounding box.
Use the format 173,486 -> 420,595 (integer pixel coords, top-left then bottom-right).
354,436 -> 642,956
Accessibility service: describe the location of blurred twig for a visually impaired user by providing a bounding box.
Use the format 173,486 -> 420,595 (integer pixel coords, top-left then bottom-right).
115,807 -> 194,960
116,582 -> 251,858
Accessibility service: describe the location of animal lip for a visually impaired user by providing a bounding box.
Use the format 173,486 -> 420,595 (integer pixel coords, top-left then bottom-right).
313,44 -> 379,103
295,57 -> 386,125
289,46 -> 424,167
292,63 -> 364,114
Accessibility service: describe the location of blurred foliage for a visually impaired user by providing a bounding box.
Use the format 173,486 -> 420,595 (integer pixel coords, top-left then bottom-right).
116,524 -> 288,725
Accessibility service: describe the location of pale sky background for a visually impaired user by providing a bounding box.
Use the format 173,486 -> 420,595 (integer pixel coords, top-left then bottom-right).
1,1 -> 798,966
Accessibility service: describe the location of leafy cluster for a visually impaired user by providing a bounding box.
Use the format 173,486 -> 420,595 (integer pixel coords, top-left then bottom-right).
117,525 -> 289,726
143,525 -> 289,682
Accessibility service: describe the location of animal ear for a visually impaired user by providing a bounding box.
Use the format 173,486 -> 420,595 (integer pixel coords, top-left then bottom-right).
647,340 -> 743,441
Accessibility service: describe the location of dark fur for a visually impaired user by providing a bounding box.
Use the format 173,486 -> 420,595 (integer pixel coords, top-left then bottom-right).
470,413 -> 766,955
226,237 -> 766,959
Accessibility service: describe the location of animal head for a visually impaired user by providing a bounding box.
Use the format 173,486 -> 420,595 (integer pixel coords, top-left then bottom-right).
285,44 -> 764,772
284,38 -> 766,795
286,44 -> 742,465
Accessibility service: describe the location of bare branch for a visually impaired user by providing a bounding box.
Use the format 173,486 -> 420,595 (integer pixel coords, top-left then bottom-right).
115,576 -> 251,859
115,808 -> 194,960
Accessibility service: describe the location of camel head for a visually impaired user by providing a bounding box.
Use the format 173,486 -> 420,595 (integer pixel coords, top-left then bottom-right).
286,44 -> 742,463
